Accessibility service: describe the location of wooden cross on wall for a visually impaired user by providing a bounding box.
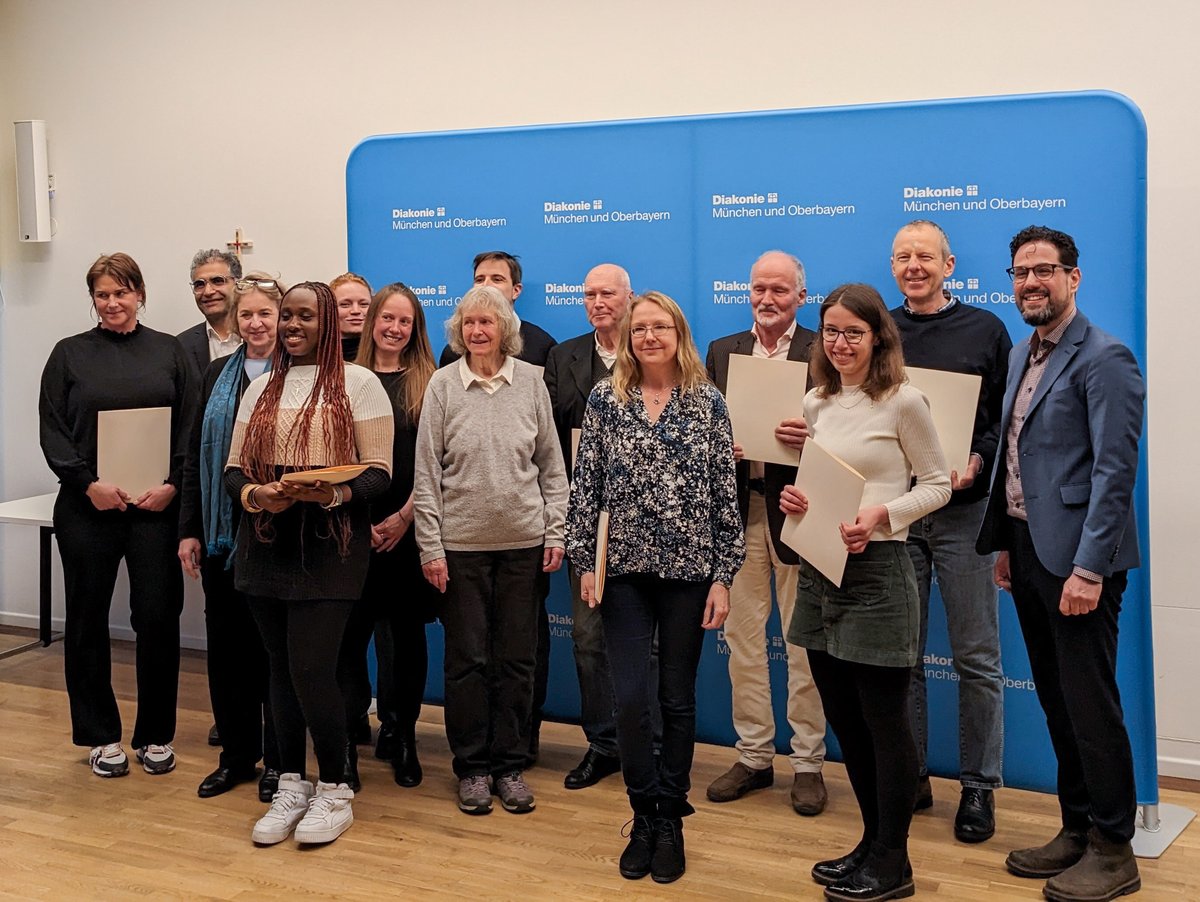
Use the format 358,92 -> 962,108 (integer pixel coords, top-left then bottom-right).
226,227 -> 254,259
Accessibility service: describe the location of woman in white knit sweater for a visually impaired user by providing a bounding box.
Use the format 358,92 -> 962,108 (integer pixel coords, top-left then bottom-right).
780,283 -> 950,902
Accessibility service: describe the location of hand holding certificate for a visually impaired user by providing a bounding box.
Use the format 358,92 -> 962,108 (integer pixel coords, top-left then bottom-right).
903,366 -> 981,477
725,354 -> 809,465
780,439 -> 866,587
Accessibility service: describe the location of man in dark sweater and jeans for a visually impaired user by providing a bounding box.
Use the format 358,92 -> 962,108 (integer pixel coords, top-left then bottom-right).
889,220 -> 1012,844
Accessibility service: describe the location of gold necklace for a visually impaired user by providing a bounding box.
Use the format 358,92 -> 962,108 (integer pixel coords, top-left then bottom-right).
836,387 -> 868,410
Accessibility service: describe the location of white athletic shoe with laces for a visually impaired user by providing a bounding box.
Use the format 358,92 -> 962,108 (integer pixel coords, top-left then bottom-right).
89,743 -> 129,778
136,744 -> 176,775
293,781 -> 354,844
251,773 -> 315,844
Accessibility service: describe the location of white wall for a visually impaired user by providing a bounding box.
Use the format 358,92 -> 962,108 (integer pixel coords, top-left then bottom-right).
2,0 -> 1197,777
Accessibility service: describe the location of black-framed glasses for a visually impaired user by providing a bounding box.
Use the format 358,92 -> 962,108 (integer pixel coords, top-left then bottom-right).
1005,263 -> 1075,282
821,326 -> 871,344
236,278 -> 277,291
191,275 -> 233,292
631,324 -> 676,339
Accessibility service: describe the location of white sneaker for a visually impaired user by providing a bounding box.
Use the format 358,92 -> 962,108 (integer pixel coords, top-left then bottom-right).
251,773 -> 314,845
89,743 -> 129,778
136,744 -> 176,775
294,781 -> 354,844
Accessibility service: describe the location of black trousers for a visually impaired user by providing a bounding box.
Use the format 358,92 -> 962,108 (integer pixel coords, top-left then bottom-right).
54,489 -> 182,748
201,553 -> 277,770
249,596 -> 352,785
808,650 -> 917,851
338,596 -> 429,732
440,547 -> 542,778
1008,518 -> 1136,843
602,574 -> 706,806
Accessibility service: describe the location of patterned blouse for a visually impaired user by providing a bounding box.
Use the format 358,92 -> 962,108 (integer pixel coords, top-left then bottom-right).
566,380 -> 745,586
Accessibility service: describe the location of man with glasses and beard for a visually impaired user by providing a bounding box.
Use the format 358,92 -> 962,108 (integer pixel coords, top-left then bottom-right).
178,249 -> 243,381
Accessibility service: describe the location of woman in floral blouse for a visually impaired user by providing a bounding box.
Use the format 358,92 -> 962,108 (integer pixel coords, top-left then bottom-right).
567,290 -> 745,885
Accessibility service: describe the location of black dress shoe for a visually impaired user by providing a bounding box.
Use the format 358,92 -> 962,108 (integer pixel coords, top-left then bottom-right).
954,788 -> 995,843
207,723 -> 222,747
198,765 -> 257,798
564,749 -> 621,790
392,734 -> 423,788
258,768 -> 280,803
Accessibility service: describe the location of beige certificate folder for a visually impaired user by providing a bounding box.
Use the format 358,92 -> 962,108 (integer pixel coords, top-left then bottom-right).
571,428 -> 581,472
904,367 -> 982,476
780,440 -> 865,588
725,354 -> 808,465
97,407 -> 171,499
594,511 -> 610,602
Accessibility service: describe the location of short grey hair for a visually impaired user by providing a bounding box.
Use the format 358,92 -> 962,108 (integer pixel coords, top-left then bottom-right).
447,284 -> 524,358
896,220 -> 953,259
189,248 -> 242,281
753,250 -> 806,292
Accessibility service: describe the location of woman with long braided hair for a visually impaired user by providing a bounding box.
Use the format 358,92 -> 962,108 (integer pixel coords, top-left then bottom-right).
224,281 -> 393,846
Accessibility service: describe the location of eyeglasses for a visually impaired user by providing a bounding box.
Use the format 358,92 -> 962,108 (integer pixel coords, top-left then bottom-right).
236,278 -> 277,291
1005,264 -> 1075,282
821,326 -> 871,344
630,324 -> 676,339
191,275 -> 233,292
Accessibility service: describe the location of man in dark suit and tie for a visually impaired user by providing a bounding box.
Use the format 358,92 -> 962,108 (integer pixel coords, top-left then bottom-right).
438,251 -> 557,366
543,262 -> 633,789
704,250 -> 828,816
177,249 -> 242,380
978,225 -> 1144,902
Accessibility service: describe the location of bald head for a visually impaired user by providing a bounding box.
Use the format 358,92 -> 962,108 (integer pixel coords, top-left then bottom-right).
584,263 -> 634,334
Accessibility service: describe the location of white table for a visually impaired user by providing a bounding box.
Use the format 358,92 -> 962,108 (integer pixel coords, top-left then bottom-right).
0,492 -> 60,659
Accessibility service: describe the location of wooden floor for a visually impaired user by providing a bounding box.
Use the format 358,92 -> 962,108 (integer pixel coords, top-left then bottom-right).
1,631 -> 1197,901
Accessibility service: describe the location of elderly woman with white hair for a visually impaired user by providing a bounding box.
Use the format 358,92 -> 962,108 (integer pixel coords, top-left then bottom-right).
413,284 -> 568,817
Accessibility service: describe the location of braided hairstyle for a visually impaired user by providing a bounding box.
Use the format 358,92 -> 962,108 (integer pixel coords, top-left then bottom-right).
240,281 -> 357,556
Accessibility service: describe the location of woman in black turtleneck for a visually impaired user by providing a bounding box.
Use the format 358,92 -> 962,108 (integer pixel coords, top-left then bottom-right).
39,252 -> 196,781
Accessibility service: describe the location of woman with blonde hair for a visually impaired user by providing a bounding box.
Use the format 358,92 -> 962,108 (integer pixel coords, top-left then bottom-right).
178,272 -> 286,801
338,283 -> 439,788
567,291 -> 745,884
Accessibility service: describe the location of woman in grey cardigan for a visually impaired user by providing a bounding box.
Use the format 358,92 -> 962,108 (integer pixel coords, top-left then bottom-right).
413,284 -> 568,817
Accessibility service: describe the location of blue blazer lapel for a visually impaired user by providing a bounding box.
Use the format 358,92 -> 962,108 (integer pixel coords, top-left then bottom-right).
1025,313 -> 1088,420
1000,338 -> 1027,430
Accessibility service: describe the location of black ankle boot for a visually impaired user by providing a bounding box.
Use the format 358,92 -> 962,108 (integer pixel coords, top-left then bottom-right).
812,838 -> 872,886
824,842 -> 913,901
650,799 -> 693,884
391,725 -> 422,788
620,798 -> 657,880
344,742 -> 361,792
375,721 -> 398,761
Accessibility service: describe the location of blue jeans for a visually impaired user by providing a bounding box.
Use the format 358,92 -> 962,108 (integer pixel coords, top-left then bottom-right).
602,574 -> 707,805
905,497 -> 1004,789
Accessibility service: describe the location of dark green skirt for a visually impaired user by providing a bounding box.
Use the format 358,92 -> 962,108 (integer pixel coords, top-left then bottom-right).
786,540 -> 919,668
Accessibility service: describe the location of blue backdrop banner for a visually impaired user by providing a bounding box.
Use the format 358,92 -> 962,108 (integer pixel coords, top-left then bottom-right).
347,91 -> 1154,803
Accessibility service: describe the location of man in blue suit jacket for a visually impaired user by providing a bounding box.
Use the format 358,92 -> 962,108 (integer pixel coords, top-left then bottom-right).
977,226 -> 1144,902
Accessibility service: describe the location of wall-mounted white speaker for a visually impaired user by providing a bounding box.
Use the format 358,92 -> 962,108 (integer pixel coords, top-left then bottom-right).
14,119 -> 52,242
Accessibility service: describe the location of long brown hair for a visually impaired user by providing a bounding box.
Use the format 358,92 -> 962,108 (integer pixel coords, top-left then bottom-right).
240,281 -> 356,555
355,282 -> 436,423
611,291 -> 709,405
810,283 -> 905,401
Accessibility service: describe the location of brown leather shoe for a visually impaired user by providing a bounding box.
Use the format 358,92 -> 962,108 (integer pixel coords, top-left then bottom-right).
1006,827 -> 1089,878
706,762 -> 772,802
790,771 -> 827,816
1043,830 -> 1140,902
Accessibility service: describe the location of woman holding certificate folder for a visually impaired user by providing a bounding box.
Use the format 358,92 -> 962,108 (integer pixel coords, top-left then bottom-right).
566,290 -> 745,885
39,252 -> 196,780
225,281 -> 393,846
780,283 -> 950,902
